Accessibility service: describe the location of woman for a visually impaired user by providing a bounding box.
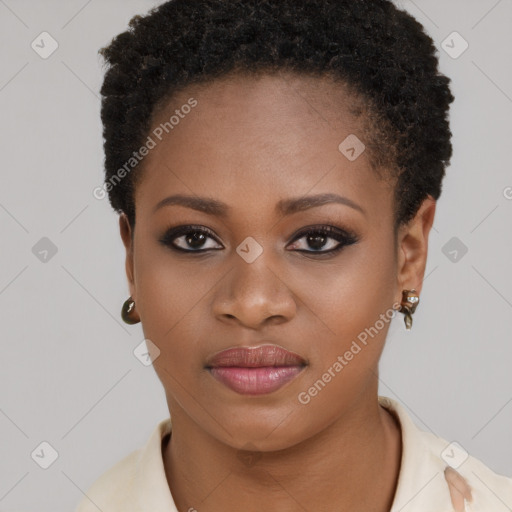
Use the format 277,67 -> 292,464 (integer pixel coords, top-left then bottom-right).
77,0 -> 512,510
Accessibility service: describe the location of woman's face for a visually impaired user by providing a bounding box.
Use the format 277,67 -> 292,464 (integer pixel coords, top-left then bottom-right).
120,72 -> 434,450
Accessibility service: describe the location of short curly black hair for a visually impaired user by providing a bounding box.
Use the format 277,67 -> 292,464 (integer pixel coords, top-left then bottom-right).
98,0 -> 454,233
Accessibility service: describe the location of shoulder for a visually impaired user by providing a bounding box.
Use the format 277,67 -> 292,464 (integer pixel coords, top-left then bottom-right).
380,396 -> 512,512
73,417 -> 173,512
74,448 -> 140,511
420,428 -> 512,511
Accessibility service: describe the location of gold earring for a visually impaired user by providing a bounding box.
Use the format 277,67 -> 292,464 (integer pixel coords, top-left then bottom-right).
399,289 -> 419,330
121,296 -> 140,325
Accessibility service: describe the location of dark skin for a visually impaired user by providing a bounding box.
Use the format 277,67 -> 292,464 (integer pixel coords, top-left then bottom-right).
119,71 -> 436,512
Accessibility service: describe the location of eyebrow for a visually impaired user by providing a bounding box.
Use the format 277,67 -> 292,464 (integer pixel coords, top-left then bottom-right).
153,192 -> 366,217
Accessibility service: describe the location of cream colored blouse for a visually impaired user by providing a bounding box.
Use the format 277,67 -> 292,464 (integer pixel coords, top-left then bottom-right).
74,396 -> 512,511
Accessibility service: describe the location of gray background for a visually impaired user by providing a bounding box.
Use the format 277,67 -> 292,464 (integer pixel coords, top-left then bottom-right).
0,0 -> 511,510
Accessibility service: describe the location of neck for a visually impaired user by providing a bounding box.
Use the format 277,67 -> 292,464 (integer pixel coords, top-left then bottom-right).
163,391 -> 402,512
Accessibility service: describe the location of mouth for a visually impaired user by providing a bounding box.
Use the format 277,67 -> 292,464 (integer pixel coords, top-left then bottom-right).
205,344 -> 307,395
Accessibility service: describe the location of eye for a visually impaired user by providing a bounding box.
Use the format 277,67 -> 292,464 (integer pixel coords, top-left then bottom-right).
158,225 -> 223,252
287,225 -> 359,255
158,224 -> 359,255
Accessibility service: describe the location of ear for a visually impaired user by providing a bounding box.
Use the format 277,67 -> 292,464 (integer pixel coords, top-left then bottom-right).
395,195 -> 437,302
119,213 -> 136,302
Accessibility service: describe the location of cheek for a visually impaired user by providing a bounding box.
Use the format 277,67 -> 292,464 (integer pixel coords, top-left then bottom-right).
293,256 -> 397,424
305,235 -> 397,372
132,243 -> 209,365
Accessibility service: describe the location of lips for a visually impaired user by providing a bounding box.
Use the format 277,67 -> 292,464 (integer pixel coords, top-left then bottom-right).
205,344 -> 307,395
205,344 -> 307,368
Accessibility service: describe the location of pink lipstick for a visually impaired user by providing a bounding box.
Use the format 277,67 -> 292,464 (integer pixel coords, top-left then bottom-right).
206,344 -> 306,395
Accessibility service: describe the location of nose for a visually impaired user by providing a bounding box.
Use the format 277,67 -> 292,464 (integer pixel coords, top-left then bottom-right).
212,255 -> 297,329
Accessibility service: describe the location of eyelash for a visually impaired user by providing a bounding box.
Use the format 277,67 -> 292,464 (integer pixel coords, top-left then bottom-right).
158,224 -> 359,257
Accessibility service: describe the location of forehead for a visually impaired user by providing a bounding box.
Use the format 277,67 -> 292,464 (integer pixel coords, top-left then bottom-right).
136,72 -> 393,223
152,71 -> 366,145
